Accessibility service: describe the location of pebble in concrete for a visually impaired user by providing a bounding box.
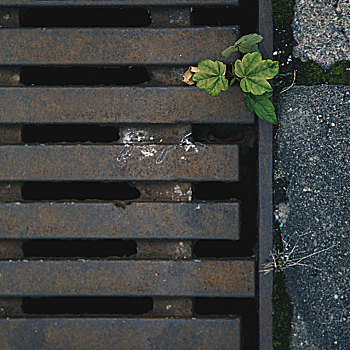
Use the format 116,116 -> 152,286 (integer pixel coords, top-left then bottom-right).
293,0 -> 350,68
275,86 -> 350,349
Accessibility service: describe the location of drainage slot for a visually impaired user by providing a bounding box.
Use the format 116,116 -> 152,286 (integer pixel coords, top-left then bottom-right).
192,124 -> 254,145
193,240 -> 239,258
22,125 -> 119,143
22,182 -> 140,200
22,239 -> 137,258
21,66 -> 150,86
193,182 -> 239,200
191,6 -> 241,26
22,297 -> 153,315
19,7 -> 151,27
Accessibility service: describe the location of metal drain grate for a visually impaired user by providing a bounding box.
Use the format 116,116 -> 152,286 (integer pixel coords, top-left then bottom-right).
0,1 -> 272,349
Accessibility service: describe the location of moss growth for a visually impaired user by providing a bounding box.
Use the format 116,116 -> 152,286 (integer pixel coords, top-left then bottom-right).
328,61 -> 350,85
272,0 -> 349,99
273,271 -> 293,350
272,0 -> 294,34
296,60 -> 350,85
295,60 -> 328,85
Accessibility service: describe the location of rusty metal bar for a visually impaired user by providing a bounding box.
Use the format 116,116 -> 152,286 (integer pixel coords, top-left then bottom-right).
0,260 -> 255,297
0,27 -> 239,65
0,202 -> 240,240
0,0 -> 240,6
0,145 -> 239,181
258,0 -> 273,349
0,87 -> 253,124
0,318 -> 241,350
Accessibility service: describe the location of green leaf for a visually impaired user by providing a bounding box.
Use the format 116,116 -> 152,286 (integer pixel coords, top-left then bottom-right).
235,52 -> 279,95
192,60 -> 228,96
243,93 -> 277,124
222,33 -> 263,58
243,93 -> 255,112
229,77 -> 235,86
222,46 -> 236,58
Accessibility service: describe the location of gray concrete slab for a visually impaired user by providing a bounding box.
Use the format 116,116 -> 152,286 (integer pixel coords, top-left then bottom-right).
293,0 -> 350,68
275,86 -> 350,349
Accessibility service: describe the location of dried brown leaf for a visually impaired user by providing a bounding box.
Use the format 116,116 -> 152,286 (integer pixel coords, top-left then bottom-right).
182,66 -> 199,85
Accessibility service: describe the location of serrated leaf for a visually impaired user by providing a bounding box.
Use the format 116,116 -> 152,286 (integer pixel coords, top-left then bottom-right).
222,33 -> 263,57
243,93 -> 277,124
192,60 -> 228,96
235,52 -> 279,95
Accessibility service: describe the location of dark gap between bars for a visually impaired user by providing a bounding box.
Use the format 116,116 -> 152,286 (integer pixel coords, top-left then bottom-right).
191,1 -> 259,35
191,6 -> 241,26
19,7 -> 151,27
22,239 -> 137,258
22,125 -> 120,143
22,297 -> 153,315
192,124 -> 255,145
21,182 -> 140,200
21,66 -> 150,86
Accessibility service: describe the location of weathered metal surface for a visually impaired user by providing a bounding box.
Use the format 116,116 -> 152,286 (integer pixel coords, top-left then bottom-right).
0,27 -> 239,65
0,0 -> 239,6
0,202 -> 240,240
258,0 -> 273,349
0,260 -> 255,297
0,318 -> 241,350
0,145 -> 239,181
0,87 -> 253,124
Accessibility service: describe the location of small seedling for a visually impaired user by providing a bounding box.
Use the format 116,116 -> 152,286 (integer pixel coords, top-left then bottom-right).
183,33 -> 279,124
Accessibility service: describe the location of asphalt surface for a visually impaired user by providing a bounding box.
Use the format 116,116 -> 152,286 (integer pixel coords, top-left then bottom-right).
293,0 -> 350,68
275,86 -> 350,349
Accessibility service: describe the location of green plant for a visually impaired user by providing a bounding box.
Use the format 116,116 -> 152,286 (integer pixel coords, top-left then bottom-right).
183,33 -> 279,124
